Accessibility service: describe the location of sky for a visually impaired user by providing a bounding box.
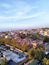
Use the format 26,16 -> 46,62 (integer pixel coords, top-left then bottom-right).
0,0 -> 49,31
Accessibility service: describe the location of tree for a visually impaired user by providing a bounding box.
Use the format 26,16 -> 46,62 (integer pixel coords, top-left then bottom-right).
35,48 -> 45,61
43,36 -> 49,43
46,53 -> 49,59
22,43 -> 28,52
42,57 -> 49,65
1,59 -> 6,65
19,33 -> 26,39
30,34 -> 38,40
28,48 -> 36,59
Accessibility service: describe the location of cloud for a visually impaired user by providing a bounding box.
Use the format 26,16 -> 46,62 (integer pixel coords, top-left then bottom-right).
15,5 -> 38,17
0,11 -> 46,22
22,12 -> 45,19
23,6 -> 38,14
0,0 -> 46,23
17,11 -> 24,16
0,0 -> 38,17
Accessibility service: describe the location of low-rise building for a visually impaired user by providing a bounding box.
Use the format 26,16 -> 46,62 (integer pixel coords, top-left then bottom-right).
0,44 -> 27,65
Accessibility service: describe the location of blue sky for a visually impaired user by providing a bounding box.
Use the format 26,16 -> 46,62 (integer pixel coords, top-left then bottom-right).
0,0 -> 49,30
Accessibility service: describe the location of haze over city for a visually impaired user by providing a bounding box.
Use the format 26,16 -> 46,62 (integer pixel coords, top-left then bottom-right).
0,0 -> 49,31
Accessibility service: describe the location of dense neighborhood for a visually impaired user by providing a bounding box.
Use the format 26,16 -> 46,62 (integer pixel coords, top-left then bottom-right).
0,28 -> 49,65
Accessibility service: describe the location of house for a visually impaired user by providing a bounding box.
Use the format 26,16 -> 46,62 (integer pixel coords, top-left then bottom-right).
7,60 -> 16,65
3,50 -> 26,64
31,41 -> 37,48
44,43 -> 49,52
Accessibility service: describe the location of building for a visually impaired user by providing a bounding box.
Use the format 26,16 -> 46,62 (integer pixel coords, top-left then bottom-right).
0,44 -> 27,65
31,41 -> 37,48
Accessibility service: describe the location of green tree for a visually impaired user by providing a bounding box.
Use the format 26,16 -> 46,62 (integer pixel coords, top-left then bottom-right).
1,59 -> 6,65
42,57 -> 49,65
19,33 -> 26,39
43,36 -> 49,43
28,48 -> 36,59
36,48 -> 45,61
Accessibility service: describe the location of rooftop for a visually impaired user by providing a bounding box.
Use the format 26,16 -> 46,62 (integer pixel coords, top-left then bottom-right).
0,43 -> 26,64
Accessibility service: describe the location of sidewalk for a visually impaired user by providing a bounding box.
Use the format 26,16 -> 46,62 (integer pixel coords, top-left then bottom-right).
24,59 -> 34,65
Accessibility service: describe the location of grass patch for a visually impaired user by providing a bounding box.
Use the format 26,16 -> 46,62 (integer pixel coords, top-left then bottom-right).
28,60 -> 39,65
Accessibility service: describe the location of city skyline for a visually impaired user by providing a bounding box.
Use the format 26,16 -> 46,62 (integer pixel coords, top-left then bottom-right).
0,0 -> 49,31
